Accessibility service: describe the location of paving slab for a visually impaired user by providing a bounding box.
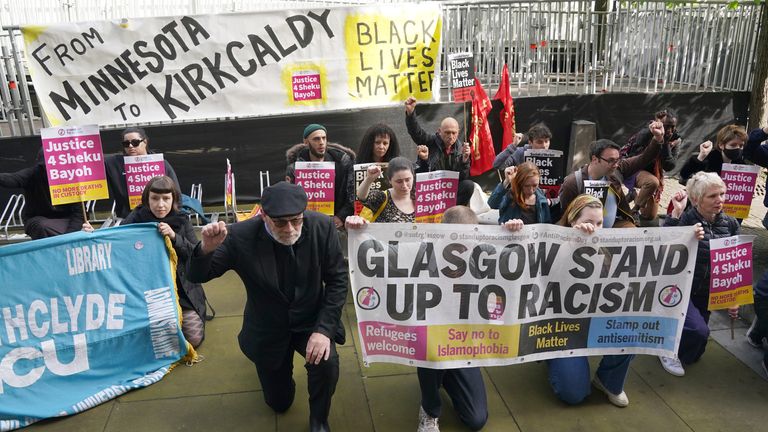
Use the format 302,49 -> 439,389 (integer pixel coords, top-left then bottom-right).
24,399 -> 114,432
364,369 -> 519,432
631,343 -> 768,432
120,316 -> 261,402
104,392 -> 274,432
202,270 -> 247,318
485,359 -> 693,432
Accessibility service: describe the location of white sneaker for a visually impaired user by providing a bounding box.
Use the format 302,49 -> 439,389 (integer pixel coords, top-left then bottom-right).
746,319 -> 765,348
592,376 -> 629,407
417,406 -> 439,432
659,356 -> 685,377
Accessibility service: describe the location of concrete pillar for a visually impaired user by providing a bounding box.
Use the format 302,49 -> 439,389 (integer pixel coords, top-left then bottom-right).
567,120 -> 596,174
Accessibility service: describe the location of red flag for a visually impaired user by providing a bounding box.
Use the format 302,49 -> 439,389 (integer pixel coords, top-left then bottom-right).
469,77 -> 494,176
494,64 -> 516,149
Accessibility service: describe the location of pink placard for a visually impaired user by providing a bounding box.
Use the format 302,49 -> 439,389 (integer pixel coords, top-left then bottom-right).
125,154 -> 166,208
359,321 -> 427,361
292,73 -> 322,101
295,161 -> 335,216
41,125 -> 108,205
42,133 -> 105,186
721,164 -> 759,219
709,235 -> 754,310
414,171 -> 459,223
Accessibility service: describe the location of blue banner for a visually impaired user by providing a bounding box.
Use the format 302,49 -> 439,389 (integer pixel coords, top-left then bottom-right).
0,224 -> 187,431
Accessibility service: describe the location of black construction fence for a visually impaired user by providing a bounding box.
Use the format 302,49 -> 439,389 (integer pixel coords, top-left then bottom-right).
0,91 -> 750,208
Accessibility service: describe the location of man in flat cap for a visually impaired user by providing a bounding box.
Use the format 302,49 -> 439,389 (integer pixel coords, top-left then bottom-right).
188,181 -> 347,432
286,123 -> 356,230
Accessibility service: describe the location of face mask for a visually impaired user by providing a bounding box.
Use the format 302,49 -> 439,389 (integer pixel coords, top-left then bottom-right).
723,148 -> 742,161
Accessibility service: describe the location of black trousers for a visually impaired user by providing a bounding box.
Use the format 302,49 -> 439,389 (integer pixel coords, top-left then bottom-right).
254,331 -> 339,423
457,180 -> 475,207
417,367 -> 488,431
24,217 -> 73,240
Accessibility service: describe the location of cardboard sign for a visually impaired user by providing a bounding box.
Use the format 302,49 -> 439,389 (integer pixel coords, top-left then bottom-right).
295,161 -> 335,216
708,235 -> 755,310
448,52 -> 474,102
524,149 -> 564,197
414,170 -> 459,223
124,154 -> 166,209
354,163 -> 390,215
721,163 -> 760,219
41,124 -> 108,205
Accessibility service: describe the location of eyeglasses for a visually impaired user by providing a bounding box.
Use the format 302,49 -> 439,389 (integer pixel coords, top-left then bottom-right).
122,139 -> 145,148
271,216 -> 304,228
598,156 -> 620,165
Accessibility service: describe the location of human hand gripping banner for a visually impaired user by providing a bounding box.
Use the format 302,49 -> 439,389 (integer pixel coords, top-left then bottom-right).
21,5 -> 442,126
0,224 -> 188,431
348,223 -> 699,368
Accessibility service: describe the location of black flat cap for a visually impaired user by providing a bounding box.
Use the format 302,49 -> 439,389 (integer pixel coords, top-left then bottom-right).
261,181 -> 308,218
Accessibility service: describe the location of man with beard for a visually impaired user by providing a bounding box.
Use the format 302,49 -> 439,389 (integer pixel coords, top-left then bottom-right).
286,124 -> 355,230
187,181 -> 347,432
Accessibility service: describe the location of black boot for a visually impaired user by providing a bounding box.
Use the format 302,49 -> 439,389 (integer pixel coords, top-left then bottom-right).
309,417 -> 330,432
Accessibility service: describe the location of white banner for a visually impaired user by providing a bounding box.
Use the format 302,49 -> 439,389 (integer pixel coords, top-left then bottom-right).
349,223 -> 698,368
22,5 -> 443,126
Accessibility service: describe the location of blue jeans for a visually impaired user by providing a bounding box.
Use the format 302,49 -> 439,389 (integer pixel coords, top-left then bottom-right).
547,355 -> 634,405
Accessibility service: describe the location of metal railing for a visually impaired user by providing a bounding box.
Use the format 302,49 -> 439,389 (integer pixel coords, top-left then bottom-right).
0,0 -> 763,136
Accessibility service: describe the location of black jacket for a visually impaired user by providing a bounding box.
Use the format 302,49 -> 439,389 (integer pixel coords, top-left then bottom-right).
186,211 -> 347,366
0,163 -> 83,237
406,112 -> 471,180
625,127 -> 679,174
679,148 -> 745,185
105,154 -> 180,218
122,206 -> 207,320
286,142 -> 356,220
664,207 -> 740,298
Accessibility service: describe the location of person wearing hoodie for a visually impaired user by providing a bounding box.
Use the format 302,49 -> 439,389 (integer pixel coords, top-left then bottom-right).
0,148 -> 83,239
285,124 -> 355,230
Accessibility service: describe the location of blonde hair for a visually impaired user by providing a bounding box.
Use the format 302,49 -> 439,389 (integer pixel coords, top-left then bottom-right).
558,194 -> 603,227
686,172 -> 725,205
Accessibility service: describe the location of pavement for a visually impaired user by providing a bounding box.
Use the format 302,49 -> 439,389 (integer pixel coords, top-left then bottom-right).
13,177 -> 768,432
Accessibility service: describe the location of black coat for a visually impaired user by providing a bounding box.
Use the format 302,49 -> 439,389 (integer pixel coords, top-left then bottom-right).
664,207 -> 740,298
679,149 -> 745,185
105,154 -> 180,218
186,211 -> 347,366
0,163 -> 83,236
406,112 -> 471,180
122,206 -> 207,320
285,142 -> 356,220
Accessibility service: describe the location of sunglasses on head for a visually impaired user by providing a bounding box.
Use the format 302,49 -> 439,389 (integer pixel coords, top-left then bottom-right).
122,138 -> 144,148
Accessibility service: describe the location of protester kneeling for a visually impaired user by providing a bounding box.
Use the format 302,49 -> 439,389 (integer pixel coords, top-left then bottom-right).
121,176 -> 208,347
658,172 -> 737,376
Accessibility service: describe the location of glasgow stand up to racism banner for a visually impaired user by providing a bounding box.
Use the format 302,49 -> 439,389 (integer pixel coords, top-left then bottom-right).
348,223 -> 699,368
21,4 -> 443,126
0,225 -> 189,431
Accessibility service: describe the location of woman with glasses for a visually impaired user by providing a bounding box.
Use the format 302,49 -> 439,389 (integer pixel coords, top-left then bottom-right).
105,127 -> 181,218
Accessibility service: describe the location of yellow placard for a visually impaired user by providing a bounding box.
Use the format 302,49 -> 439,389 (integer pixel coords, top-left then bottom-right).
426,324 -> 519,361
344,11 -> 442,101
307,201 -> 334,216
709,285 -> 754,310
49,180 -> 109,205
